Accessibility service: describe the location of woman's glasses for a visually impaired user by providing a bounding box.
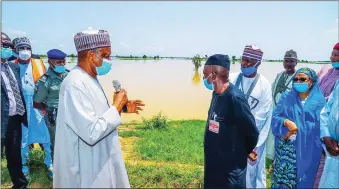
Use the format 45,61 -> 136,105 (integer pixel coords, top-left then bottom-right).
293,78 -> 307,82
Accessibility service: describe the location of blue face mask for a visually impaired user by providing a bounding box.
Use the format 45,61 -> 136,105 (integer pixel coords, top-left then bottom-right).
95,59 -> 112,76
241,61 -> 260,76
293,83 -> 309,93
1,48 -> 13,60
203,74 -> 214,91
92,52 -> 113,76
332,62 -> 339,69
54,65 -> 66,73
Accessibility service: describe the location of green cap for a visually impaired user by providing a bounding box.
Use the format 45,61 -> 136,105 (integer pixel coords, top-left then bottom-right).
284,49 -> 297,60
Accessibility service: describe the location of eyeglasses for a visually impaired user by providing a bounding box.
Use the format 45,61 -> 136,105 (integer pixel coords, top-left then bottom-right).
293,78 -> 308,82
1,44 -> 12,49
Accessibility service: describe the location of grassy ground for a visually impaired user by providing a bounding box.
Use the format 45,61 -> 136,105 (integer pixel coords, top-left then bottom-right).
1,116 -> 273,188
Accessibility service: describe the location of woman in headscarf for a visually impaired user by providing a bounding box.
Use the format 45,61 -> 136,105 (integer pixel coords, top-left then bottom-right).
271,67 -> 326,188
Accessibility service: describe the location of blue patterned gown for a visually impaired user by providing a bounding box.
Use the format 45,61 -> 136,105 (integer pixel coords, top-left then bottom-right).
19,62 -> 52,174
271,68 -> 326,188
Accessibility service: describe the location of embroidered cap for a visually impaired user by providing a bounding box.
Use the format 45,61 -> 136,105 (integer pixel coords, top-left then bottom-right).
74,27 -> 111,52
12,37 -> 31,49
242,45 -> 263,61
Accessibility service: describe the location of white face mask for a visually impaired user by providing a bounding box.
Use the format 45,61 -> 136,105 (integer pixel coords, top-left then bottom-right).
18,50 -> 31,61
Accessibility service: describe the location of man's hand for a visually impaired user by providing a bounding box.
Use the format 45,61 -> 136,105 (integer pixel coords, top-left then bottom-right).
323,137 -> 339,156
125,100 -> 145,114
248,150 -> 258,162
284,130 -> 296,140
113,89 -> 128,112
284,119 -> 298,132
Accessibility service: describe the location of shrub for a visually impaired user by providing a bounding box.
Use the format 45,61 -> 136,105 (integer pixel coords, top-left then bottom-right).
142,112 -> 169,130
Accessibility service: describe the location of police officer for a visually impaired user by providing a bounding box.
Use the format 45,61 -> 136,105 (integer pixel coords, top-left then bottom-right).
33,49 -> 69,162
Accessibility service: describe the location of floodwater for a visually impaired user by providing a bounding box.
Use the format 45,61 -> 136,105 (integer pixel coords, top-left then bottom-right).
43,58 -> 326,123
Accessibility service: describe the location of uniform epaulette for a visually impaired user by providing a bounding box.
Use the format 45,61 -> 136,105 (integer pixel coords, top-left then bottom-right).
39,74 -> 49,82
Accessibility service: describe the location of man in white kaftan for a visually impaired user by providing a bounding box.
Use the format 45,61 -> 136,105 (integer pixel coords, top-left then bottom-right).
229,45 -> 272,188
53,28 -> 144,188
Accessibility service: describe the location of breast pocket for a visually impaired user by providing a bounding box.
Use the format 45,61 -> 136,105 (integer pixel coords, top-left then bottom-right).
49,81 -> 61,99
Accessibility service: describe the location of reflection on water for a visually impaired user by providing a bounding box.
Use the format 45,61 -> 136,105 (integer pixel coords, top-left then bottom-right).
42,58 -> 327,123
192,70 -> 201,86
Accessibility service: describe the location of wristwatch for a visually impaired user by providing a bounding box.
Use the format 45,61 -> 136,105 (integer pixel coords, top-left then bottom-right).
122,105 -> 128,113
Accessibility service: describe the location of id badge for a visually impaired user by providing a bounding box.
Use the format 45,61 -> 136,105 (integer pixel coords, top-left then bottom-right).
209,120 -> 220,134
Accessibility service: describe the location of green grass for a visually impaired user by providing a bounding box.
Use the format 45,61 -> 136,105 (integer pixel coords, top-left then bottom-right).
120,120 -> 205,165
1,117 -> 273,188
1,148 -> 52,188
126,163 -> 204,188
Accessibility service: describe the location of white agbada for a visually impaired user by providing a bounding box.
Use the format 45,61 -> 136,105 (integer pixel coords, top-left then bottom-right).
53,66 -> 130,188
230,72 -> 273,188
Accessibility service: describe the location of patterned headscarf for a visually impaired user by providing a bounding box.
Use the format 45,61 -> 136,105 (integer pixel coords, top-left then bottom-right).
294,67 -> 318,87
12,37 -> 31,50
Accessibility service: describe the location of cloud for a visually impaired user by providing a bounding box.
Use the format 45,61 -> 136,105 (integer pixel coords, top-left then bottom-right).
6,28 -> 27,37
59,44 -> 65,48
119,42 -> 132,49
144,45 -> 165,51
30,39 -> 38,44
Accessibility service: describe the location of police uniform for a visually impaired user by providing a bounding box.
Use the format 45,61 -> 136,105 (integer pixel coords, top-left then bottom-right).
33,49 -> 69,159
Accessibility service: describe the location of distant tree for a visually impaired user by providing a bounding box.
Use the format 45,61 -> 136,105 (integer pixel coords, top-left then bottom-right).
192,54 -> 202,70
130,55 -> 133,58
143,55 -> 147,59
231,55 -> 236,64
205,55 -> 208,59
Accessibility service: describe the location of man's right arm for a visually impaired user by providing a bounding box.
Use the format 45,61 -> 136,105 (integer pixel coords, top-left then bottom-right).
233,95 -> 259,155
63,82 -> 122,146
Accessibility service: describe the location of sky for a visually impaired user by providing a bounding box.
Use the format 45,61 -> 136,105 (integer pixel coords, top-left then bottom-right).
1,1 -> 338,61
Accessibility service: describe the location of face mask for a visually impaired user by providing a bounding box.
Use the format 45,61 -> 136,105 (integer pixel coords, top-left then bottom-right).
241,61 -> 259,76
92,58 -> 112,76
203,74 -> 214,91
293,83 -> 309,93
1,48 -> 13,60
332,62 -> 339,68
53,65 -> 66,73
18,50 -> 31,61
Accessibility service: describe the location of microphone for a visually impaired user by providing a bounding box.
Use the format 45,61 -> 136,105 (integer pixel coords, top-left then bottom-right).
112,80 -> 127,112
112,80 -> 121,93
